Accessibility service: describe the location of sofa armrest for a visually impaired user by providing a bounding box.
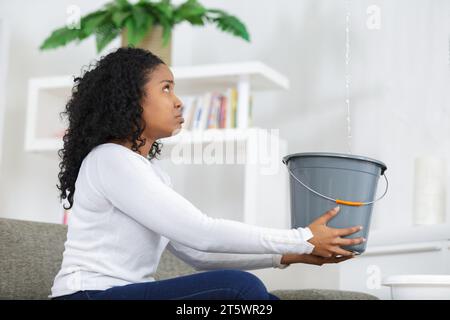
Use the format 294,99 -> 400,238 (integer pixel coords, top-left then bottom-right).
270,289 -> 379,300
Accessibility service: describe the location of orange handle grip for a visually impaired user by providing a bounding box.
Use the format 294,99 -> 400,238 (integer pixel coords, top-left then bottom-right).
336,199 -> 364,207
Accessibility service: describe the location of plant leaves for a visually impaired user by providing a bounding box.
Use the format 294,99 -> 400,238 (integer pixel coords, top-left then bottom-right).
140,1 -> 172,47
127,5 -> 154,45
114,0 -> 130,9
132,5 -> 149,29
125,16 -> 139,46
160,21 -> 172,47
95,22 -> 120,52
208,10 -> 250,42
40,26 -> 82,50
112,11 -> 131,28
174,0 -> 206,25
40,0 -> 251,53
81,10 -> 109,36
153,1 -> 173,21
124,16 -> 153,46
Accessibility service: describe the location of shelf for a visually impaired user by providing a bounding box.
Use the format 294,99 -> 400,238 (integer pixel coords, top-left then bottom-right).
171,61 -> 289,94
25,61 -> 289,152
364,241 -> 447,257
368,223 -> 450,247
24,77 -> 72,152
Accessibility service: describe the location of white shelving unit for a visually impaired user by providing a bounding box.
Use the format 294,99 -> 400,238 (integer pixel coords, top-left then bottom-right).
25,76 -> 72,152
159,126 -> 289,229
25,61 -> 289,152
25,61 -> 291,229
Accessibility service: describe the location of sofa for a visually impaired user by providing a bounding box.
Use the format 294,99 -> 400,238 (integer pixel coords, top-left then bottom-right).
0,217 -> 377,300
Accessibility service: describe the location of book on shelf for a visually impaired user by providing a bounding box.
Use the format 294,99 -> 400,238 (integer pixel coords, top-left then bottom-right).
179,88 -> 252,131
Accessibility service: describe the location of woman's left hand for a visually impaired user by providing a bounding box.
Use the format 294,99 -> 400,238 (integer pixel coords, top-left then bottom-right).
280,253 -> 355,266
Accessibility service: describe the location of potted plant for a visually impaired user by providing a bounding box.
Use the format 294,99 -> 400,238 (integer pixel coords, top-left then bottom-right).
40,0 -> 250,65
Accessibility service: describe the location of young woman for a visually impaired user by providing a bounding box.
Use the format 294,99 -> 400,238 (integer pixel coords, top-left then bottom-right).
50,48 -> 364,300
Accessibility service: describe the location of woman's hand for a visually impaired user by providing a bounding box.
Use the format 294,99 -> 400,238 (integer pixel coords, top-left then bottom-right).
280,253 -> 355,266
307,206 -> 365,258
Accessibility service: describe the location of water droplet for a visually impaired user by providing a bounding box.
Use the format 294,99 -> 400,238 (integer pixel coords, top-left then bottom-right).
345,0 -> 352,154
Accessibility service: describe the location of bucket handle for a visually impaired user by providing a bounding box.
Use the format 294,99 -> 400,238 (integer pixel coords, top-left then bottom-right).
284,164 -> 389,207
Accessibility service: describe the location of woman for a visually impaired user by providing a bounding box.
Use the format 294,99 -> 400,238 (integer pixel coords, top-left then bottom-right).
50,47 -> 364,300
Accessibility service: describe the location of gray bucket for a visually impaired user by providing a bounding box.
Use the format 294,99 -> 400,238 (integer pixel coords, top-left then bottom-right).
282,152 -> 388,254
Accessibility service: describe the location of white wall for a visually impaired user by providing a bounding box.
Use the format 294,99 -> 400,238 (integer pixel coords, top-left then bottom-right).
184,0 -> 450,230
0,0 -> 449,291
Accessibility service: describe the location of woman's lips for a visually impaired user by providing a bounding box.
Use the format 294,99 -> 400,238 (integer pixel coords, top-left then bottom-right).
177,116 -> 184,123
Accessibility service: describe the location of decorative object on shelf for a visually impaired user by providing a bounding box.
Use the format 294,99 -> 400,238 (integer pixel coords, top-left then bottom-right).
39,0 -> 250,65
413,156 -> 447,225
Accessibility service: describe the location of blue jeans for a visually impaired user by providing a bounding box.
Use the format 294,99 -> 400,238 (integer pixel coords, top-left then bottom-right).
52,269 -> 280,300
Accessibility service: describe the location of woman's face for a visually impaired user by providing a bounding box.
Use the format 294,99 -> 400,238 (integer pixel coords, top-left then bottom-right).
140,63 -> 184,140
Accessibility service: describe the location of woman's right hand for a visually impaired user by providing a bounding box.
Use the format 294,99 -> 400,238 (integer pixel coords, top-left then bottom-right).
307,206 -> 365,258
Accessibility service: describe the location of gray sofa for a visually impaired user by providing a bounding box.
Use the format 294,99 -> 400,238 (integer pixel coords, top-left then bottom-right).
0,217 -> 377,300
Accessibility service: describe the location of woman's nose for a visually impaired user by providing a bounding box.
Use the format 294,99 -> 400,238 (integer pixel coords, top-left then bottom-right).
175,97 -> 183,111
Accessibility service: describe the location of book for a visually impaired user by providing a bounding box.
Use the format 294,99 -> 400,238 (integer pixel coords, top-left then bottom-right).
181,88 -> 240,130
180,95 -> 197,130
198,92 -> 212,130
207,93 -> 222,129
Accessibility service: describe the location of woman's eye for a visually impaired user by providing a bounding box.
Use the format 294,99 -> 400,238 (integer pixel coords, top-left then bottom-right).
163,86 -> 170,93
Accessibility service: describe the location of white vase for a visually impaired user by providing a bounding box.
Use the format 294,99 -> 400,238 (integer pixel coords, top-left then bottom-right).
413,156 -> 447,225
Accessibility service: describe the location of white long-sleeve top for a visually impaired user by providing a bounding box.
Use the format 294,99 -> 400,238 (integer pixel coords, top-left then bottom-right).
50,143 -> 315,298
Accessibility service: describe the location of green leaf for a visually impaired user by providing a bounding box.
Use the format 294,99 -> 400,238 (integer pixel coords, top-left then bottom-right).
125,17 -> 139,46
156,15 -> 172,47
124,16 -> 153,46
115,0 -> 130,9
40,26 -> 81,50
161,24 -> 172,47
208,10 -> 250,42
132,5 -> 149,28
174,0 -> 206,25
153,1 -> 173,20
95,22 -> 120,52
129,5 -> 154,45
112,11 -> 131,28
140,2 -> 173,47
80,10 -> 109,36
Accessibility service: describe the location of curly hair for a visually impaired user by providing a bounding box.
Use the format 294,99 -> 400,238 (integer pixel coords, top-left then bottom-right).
57,47 -> 165,210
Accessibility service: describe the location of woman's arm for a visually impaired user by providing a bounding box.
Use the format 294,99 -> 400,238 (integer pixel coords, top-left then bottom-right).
93,147 -> 314,255
166,240 -> 290,271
